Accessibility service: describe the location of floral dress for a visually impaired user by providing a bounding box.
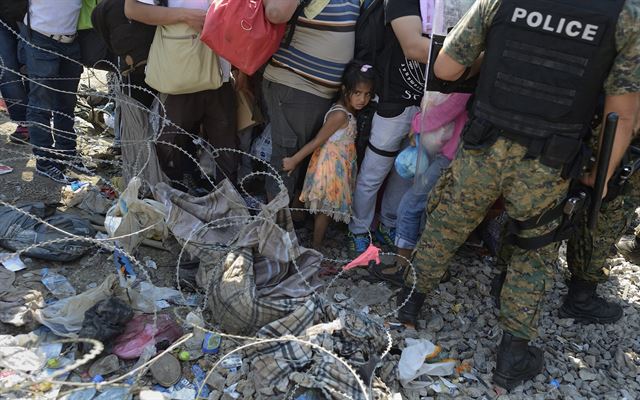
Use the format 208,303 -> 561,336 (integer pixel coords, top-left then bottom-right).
300,104 -> 357,223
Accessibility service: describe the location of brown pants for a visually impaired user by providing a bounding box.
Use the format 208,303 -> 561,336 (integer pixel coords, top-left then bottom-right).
156,82 -> 238,184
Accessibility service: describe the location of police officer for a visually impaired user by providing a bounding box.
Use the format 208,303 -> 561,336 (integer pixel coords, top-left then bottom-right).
562,132 -> 640,324
492,125 -> 640,323
397,0 -> 640,390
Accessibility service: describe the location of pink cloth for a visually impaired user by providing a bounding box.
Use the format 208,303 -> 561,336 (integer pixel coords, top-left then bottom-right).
416,93 -> 471,160
343,244 -> 381,270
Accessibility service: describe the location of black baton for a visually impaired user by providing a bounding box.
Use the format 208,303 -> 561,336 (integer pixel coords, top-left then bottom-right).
588,112 -> 619,230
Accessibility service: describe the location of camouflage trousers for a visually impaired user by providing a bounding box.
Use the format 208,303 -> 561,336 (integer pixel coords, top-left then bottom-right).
566,171 -> 640,282
407,138 -> 570,340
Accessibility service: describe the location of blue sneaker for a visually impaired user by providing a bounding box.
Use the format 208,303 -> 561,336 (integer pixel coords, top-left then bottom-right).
349,232 -> 370,254
375,224 -> 396,247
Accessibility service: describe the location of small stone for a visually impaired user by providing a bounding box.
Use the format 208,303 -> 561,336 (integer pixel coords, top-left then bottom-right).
226,372 -> 242,386
427,315 -> 444,332
206,372 -> 226,388
579,369 -> 597,381
563,373 -> 575,383
89,354 -> 120,377
333,293 -> 348,302
557,319 -> 574,328
585,355 -> 596,368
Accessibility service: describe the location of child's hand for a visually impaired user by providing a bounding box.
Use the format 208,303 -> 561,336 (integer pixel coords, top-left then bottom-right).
408,132 -> 417,147
282,157 -> 297,175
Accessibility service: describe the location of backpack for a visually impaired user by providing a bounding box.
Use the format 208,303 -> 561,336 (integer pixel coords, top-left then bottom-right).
354,0 -> 386,68
354,0 -> 387,162
0,0 -> 28,22
91,0 -> 167,73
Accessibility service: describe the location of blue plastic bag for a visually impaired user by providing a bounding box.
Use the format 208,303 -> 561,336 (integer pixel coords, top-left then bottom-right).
395,143 -> 430,180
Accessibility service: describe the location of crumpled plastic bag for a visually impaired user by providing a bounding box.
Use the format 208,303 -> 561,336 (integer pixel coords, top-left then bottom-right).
398,338 -> 456,387
0,332 -> 44,372
33,275 -> 118,337
395,145 -> 420,180
104,177 -> 167,253
414,92 -> 455,157
112,314 -> 184,359
62,184 -> 114,215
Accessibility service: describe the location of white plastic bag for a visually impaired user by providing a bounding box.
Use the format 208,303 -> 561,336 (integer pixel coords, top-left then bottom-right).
104,177 -> 167,253
398,338 -> 457,387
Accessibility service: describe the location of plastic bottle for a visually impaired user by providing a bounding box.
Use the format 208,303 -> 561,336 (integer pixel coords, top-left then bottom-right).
41,268 -> 76,299
202,332 -> 221,354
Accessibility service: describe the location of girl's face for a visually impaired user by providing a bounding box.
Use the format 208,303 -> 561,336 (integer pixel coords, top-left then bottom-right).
347,82 -> 373,111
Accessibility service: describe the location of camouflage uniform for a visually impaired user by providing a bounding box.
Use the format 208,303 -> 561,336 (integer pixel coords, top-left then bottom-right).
567,168 -> 640,282
409,0 -> 640,340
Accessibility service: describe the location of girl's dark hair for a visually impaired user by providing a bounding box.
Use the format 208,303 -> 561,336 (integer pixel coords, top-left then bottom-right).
340,60 -> 376,101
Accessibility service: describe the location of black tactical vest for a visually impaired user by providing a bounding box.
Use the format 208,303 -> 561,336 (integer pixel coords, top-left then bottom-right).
472,0 -> 625,142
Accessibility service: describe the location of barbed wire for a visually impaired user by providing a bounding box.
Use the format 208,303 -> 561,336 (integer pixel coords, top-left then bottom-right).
0,18 -> 416,400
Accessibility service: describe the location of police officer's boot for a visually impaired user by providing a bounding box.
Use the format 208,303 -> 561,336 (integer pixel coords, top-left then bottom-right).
490,271 -> 507,309
558,278 -> 623,324
397,286 -> 426,327
493,332 -> 544,390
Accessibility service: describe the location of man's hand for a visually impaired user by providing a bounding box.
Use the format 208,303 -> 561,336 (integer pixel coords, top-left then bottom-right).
580,171 -> 608,199
179,8 -> 206,32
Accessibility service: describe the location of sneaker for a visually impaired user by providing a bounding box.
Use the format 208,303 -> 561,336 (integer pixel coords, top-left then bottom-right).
349,232 -> 370,254
36,163 -> 70,184
374,224 -> 396,247
9,126 -> 29,144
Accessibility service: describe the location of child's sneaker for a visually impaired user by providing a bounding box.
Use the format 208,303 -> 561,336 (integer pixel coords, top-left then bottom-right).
349,232 -> 370,254
375,224 -> 396,247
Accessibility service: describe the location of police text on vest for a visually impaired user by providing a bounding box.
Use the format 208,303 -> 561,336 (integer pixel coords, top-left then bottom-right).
511,8 -> 599,41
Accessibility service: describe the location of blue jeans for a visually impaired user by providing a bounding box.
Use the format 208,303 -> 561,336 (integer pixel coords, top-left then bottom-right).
395,154 -> 451,249
0,22 -> 28,123
19,26 -> 82,165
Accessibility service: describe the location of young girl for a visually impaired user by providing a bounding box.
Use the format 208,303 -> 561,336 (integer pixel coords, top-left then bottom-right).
282,62 -> 375,249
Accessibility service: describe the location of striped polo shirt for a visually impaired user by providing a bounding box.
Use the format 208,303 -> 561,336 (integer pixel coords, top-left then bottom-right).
264,0 -> 360,99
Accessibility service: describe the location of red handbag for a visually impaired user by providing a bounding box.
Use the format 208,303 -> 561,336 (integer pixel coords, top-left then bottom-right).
201,0 -> 287,75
